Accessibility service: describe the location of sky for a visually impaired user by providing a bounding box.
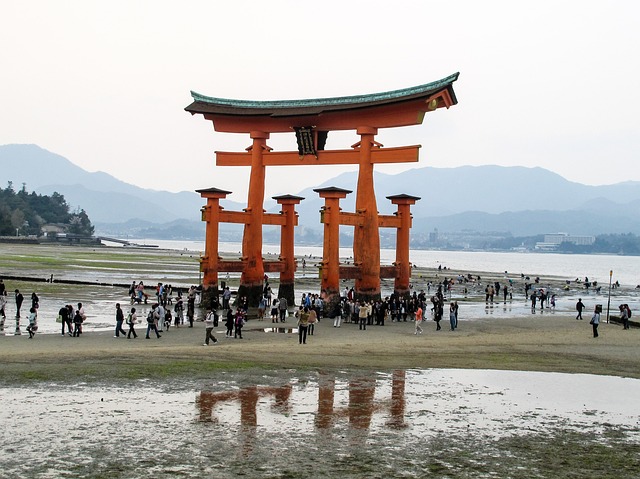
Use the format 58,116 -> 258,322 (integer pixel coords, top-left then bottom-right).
1,1 -> 639,203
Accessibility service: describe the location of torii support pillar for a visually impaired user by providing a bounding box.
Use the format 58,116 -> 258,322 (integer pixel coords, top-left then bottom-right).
237,131 -> 270,306
273,194 -> 304,307
387,194 -> 420,298
314,187 -> 351,307
197,187 -> 232,308
354,127 -> 381,302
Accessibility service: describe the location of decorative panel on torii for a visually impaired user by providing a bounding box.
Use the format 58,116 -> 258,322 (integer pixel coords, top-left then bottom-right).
186,73 -> 459,303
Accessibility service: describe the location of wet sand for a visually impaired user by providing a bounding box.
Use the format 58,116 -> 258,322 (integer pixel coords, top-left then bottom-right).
1,242 -> 638,382
1,309 -> 638,381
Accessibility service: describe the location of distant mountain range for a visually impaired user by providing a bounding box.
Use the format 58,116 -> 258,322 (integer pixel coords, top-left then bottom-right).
2,143 -> 639,240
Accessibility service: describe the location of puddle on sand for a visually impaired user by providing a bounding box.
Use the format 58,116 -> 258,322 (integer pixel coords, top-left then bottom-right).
262,327 -> 298,334
1,369 -> 639,478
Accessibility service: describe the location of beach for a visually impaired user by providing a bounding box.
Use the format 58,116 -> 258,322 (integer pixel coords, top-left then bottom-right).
1,306 -> 638,383
0,242 -> 638,383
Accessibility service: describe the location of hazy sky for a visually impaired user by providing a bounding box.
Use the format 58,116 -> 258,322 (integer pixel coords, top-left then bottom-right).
2,1 -> 638,202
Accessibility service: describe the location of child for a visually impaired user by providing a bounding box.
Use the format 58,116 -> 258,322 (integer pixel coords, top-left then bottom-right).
27,307 -> 38,338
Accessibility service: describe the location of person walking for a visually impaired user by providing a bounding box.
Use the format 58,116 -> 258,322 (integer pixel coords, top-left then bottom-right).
127,307 -> 138,339
114,303 -> 127,337
297,306 -> 310,344
414,304 -> 423,335
145,304 -> 162,339
203,308 -> 219,346
590,306 -> 600,338
26,307 -> 38,338
576,299 -> 585,320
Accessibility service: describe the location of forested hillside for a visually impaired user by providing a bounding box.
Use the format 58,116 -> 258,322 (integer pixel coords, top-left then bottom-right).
0,182 -> 94,237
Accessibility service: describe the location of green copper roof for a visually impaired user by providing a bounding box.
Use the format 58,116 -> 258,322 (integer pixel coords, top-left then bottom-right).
186,72 -> 459,114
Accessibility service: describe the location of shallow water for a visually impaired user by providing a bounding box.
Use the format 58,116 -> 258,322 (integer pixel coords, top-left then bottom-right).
1,369 -> 638,478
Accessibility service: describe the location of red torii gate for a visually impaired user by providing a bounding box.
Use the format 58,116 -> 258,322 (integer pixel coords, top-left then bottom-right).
186,73 -> 459,305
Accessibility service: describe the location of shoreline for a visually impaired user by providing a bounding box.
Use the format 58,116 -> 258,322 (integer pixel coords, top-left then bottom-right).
1,242 -> 639,384
1,311 -> 638,383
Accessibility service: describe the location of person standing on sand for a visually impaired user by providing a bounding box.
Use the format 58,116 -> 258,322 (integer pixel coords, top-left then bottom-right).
203,308 -> 219,346
59,305 -> 71,336
331,300 -> 343,328
308,307 -> 317,335
234,309 -> 245,339
449,302 -> 457,331
271,298 -> 279,323
15,289 -> 24,318
297,306 -> 310,344
590,306 -> 600,338
114,303 -> 127,337
278,297 -> 288,322
174,297 -> 184,326
225,308 -> 235,337
76,303 -> 86,335
576,299 -> 585,320
187,294 -> 195,327
619,304 -> 630,330
414,304 -> 423,335
127,307 -> 138,339
0,294 -> 6,332
531,293 -> 537,311
26,307 -> 38,338
72,308 -> 83,337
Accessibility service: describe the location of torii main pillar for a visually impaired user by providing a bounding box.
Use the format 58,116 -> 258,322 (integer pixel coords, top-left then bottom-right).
354,127 -> 381,302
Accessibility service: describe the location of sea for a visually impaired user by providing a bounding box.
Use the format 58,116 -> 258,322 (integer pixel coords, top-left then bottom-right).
117,239 -> 640,287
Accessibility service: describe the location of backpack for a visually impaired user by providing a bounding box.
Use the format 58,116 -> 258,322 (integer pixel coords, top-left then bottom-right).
625,305 -> 632,318
126,313 -> 133,325
147,311 -> 155,323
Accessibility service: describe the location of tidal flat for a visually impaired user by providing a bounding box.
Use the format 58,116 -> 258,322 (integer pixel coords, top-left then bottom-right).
1,243 -> 639,477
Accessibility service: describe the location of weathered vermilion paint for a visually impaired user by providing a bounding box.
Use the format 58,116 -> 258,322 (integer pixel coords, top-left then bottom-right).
274,195 -> 303,305
197,187 -> 232,289
354,127 -> 381,302
187,74 -> 459,305
388,194 -> 420,297
315,187 -> 351,302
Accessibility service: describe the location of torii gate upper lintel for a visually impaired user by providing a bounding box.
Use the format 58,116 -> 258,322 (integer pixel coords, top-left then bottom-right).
187,73 -> 459,306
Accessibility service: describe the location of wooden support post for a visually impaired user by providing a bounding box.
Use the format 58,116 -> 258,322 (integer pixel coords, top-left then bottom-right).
273,194 -> 304,307
314,187 -> 351,307
354,127 -> 381,302
238,131 -> 269,307
197,187 -> 232,306
388,194 -> 420,298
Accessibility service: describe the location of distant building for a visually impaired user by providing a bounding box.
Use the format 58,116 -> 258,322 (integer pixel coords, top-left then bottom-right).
535,233 -> 595,250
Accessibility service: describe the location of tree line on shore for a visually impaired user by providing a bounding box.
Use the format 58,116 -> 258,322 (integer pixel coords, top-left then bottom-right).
0,182 -> 94,237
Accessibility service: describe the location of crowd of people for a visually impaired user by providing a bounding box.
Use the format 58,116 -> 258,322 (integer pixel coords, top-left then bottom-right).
0,271 -> 635,344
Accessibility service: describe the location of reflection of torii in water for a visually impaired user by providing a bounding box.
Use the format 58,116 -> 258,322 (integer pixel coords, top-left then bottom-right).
196,384 -> 293,455
316,370 -> 407,430
196,384 -> 293,424
196,370 -> 407,442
